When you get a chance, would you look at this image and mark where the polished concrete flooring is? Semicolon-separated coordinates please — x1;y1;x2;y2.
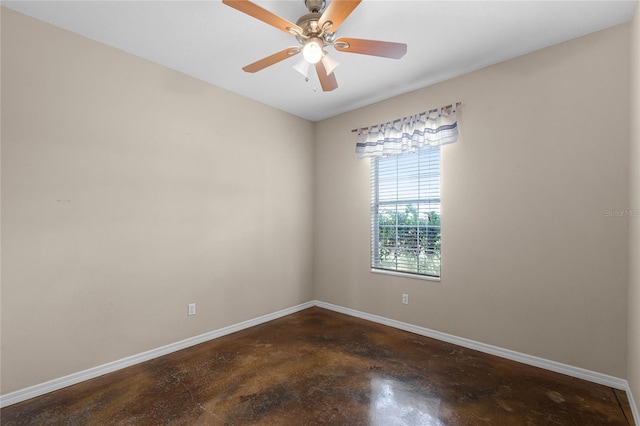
1;307;635;425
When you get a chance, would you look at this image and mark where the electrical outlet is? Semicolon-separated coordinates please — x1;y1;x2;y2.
188;303;196;316
402;294;409;305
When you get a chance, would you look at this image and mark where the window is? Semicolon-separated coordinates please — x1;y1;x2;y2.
358;103;458;278
370;146;441;278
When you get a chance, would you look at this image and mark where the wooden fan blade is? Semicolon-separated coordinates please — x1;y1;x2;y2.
315;60;338;92
318;0;362;33
334;37;407;59
223;0;303;36
242;47;301;73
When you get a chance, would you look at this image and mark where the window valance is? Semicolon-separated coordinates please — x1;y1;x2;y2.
355;102;460;158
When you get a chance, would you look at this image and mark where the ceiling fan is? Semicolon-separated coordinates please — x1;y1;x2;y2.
222;0;407;92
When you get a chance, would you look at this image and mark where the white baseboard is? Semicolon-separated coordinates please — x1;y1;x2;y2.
315;301;626;388
2;299;638;426
627;387;640;426
315;300;639;424
0;301;315;408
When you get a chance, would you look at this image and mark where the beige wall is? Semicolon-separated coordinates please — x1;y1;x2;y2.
628;0;640;414
0;8;314;394
314;25;630;377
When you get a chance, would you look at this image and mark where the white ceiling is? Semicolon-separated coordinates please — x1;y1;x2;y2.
2;0;636;121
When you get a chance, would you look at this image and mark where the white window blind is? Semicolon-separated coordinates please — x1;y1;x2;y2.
371;145;441;278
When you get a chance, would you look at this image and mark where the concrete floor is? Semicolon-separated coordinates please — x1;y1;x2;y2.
1;307;635;425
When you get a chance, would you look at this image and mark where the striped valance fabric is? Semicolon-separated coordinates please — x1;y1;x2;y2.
355;103;460;158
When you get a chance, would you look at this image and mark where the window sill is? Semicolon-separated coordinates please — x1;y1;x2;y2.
370;269;441;282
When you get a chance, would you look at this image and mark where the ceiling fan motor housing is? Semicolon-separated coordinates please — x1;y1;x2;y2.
296;12;322;34
296;11;336;45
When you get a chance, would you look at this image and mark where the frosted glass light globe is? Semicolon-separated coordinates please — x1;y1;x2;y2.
302;38;323;64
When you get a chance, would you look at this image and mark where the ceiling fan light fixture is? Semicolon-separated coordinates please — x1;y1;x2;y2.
302;38;323;64
320;53;339;75
293;57;311;78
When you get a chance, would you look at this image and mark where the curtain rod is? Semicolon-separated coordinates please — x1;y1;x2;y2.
351;101;461;133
